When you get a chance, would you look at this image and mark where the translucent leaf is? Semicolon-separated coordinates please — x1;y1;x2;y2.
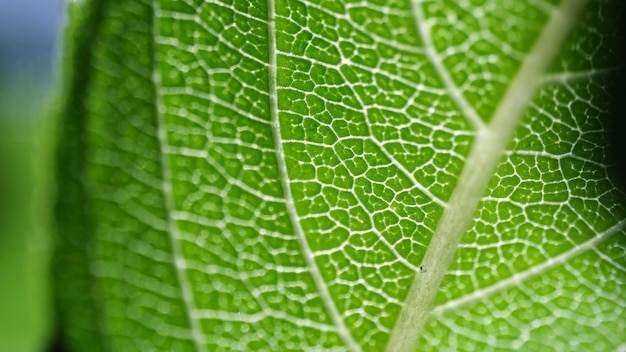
54;0;626;351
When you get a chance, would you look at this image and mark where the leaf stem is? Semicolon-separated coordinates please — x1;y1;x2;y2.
385;0;589;350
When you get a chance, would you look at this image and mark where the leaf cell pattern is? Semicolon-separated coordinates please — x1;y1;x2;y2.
54;0;626;351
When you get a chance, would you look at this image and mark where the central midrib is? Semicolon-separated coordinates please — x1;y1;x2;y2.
265;1;361;351
385;0;589;351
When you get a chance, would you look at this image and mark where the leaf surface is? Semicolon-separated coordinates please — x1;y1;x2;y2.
54;0;626;351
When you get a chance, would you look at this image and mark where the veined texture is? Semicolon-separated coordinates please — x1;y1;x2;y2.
54;0;626;351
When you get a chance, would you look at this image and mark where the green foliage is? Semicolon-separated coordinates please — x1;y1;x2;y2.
0;69;53;352
54;0;626;351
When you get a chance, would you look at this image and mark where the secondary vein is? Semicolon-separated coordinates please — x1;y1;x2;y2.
151;1;205;350
386;0;589;351
409;0;485;131
433;218;626;314
265;2;361;351
540;65;624;85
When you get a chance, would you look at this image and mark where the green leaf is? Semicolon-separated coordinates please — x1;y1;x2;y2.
0;69;53;352
54;0;626;351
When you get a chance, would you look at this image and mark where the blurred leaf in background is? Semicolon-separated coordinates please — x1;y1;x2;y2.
0;64;53;351
0;1;63;350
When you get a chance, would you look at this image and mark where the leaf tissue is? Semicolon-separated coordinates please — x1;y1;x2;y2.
54;0;626;351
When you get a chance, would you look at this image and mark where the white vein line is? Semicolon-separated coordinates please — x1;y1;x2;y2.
306;44;447;208
370;127;447;208
540;66;624;85
505;149;607;169
266;1;360;351
152;3;205;351
332;66;448;208
386;0;589;351
195;309;336;331
434;218;626;314
592;246;626;273
409;0;485;131
86;229;112;352
164;146;284;203
160;86;271;125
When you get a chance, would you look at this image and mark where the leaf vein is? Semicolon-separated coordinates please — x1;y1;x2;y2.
152;2;205;350
409;0;485;131
386;0;590;350
266;1;361;350
433;218;626;314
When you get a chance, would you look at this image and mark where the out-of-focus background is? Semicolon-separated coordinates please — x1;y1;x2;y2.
0;1;64;351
